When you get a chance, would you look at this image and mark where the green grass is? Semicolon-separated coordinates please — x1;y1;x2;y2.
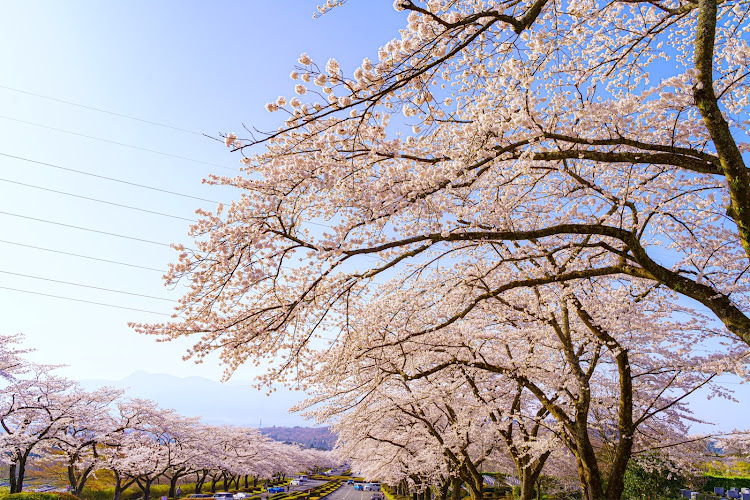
0;494;80;500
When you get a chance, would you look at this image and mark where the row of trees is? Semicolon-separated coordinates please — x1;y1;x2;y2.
0;335;334;499
133;1;750;499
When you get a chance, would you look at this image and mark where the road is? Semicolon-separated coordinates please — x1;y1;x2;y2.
322;483;380;500
259;479;328;499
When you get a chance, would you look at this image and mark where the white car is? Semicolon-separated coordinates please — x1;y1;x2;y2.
365;484;381;492
214;493;234;500
290;480;301;486
234;494;251;500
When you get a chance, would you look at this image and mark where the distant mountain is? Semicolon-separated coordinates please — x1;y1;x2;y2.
260;426;338;450
80;371;312;427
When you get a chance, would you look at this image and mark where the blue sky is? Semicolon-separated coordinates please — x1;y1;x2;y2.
0;1;402;381
0;1;747;432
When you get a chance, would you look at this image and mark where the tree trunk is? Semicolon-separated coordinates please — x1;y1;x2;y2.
137;478;153;500
11;454;28;494
519;472;536;500
517;457;547;500
113;473;123;500
450;477;462;500
439;478;450;500
68;461;95;497
169;473;182;498
572;431;605;500
459;464;483;500
602;350;634;500
9;463;17;494
195;471;208;494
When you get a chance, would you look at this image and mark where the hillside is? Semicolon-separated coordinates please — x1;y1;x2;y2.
260;426;337;450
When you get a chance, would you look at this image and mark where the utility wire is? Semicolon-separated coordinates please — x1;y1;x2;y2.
0;152;221;204
0;84;202;136
0;211;175;248
0;152;340;230
0;270;177;302
0;114;237;171
0;285;172;316
0;239;164;272
0;177;198;222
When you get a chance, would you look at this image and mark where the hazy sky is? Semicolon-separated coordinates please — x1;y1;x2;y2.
0;1;747;433
0;1;402;381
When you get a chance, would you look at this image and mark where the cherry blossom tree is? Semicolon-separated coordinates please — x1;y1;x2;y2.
0;367;81;493
131;5;750;491
293;266;743;499
0;334;31;380
134;0;750;359
99;399;193;500
53;386;124;496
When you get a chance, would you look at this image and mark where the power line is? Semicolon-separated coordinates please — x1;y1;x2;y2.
0;152;221;204
0;114;237;171
0;177;198;222
0;285;172;316
0;270;177;302
0;84;203;136
0;211;175;248
0;239;165;272
0;151;339;231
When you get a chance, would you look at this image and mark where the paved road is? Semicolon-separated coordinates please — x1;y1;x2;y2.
323;483;380;500
258;479;328;500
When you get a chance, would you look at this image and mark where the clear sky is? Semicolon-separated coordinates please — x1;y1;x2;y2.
0;1;402;381
0;1;746;433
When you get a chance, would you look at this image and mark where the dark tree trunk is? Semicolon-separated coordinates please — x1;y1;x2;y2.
517;456;548;500
68;461;96;497
450;477;462;500
113;471;137;500
113;473;123;500
137;478;153;500
439;478;450;500
195;471;208;494
169;473;183;498
11;453;28;494
9;463;17;494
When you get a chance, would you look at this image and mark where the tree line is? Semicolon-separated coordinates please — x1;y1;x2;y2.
0;335;334;499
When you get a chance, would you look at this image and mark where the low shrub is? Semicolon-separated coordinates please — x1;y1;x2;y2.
704;475;750;492
2;494;80;500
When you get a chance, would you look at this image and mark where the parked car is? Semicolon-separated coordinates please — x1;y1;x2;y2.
365;484;381;492
234;494;251;500
267;487;285;493
187;495;214;499
213;493;234;500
